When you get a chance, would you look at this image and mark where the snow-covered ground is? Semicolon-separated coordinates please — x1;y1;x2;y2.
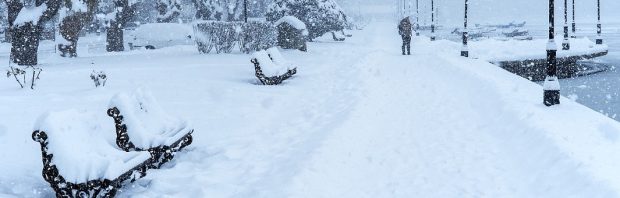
2;20;620;197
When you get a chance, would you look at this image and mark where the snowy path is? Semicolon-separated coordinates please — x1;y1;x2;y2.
288;23;616;197
2;21;620;197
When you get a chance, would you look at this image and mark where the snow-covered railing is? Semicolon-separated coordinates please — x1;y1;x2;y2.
32;109;152;197
251;47;297;85
107;89;193;167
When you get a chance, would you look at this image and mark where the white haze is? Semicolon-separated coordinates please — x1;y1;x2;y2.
338;0;620;26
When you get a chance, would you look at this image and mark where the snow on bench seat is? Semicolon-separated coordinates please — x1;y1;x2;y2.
266;47;296;71
252;50;289;77
34;109;151;184
109;89;193;150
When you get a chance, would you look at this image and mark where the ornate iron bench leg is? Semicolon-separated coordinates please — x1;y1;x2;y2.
33;130;152;197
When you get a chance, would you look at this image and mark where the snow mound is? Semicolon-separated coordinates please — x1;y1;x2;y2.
109;88;192;149
252;50;288;77
34;109;151;184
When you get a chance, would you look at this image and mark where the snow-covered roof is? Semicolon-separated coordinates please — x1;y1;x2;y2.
34;109;151;183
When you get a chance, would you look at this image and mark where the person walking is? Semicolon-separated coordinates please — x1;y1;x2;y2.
398;17;413;55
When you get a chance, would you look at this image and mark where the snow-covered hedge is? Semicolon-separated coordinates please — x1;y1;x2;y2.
266;0;348;41
240;21;278;53
194;21;239;53
274;16;308;51
194;20;276;54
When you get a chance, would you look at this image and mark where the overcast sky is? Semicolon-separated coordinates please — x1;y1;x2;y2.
338;0;620;26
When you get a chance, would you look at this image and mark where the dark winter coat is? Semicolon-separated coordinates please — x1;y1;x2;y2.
398;17;413;37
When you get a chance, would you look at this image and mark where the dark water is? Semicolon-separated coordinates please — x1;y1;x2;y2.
536;23;620;120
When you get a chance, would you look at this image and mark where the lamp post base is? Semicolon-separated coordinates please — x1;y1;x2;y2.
544;90;561;106
543;75;560;106
461;51;468;57
562;41;570;50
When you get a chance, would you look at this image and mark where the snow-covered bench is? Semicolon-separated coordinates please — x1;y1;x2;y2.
107;89;194;167
331;31;346;41
32;110;152;197
250;48;297;85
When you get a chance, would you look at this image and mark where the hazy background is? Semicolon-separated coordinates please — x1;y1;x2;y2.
338;0;620;26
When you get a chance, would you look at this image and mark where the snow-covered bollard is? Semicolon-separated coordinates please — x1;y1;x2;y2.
251;48;297;85
32;109;152;197
107;88;194;166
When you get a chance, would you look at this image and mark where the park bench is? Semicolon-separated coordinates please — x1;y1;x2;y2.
331;31;346;41
250;48;297;85
32;109;152;197
107;89;194;168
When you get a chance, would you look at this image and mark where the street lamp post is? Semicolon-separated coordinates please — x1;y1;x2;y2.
544;0;560;106
431;0;435;41
416;0;420;36
461;0;468;57
562;0;570;50
571;0;576;38
404;0;407;17
596;0;603;44
244;0;248;23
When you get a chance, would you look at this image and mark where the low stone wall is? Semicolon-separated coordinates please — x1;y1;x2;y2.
496;51;608;81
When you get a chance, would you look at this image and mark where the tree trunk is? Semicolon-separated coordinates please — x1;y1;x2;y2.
11;22;41;66
106;20;124;52
58;14;84;57
58;0;97;57
4;27;11;42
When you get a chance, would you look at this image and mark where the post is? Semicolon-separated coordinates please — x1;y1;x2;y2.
461;0;468;57
431;0;435;41
562;0;570;50
403;0;406;17
596;0;603;44
244;0;248;23
415;0;420;36
571;0;576;38
544;0;560;106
